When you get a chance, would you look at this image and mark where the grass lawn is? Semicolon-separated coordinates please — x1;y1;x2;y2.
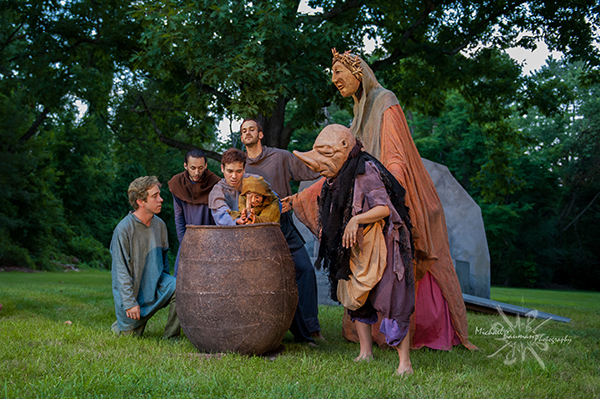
1;270;598;398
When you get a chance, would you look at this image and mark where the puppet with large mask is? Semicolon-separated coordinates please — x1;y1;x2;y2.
329;49;475;351
285;124;415;376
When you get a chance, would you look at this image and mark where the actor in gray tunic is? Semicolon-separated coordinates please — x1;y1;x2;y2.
241;119;322;342
110;176;180;338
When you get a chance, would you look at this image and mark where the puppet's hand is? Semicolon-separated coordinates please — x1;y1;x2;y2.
247;209;256;224
242;208;251;222
342;217;360;249
281;195;294;213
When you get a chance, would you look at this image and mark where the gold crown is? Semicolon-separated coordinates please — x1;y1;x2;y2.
331;48;363;81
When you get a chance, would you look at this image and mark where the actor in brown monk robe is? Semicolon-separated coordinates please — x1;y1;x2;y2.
168;149;220;276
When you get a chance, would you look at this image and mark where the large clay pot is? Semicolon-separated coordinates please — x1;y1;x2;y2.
177;223;298;355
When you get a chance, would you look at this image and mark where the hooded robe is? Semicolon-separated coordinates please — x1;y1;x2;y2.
245;145;322;339
208;173;262;225
293;159;415;346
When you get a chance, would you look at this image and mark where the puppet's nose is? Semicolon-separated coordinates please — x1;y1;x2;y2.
293;150;322;173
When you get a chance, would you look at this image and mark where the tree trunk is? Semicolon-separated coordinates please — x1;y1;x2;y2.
257;97;293;149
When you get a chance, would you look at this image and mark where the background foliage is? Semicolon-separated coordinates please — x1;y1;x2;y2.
409;59;600;289
1;0;599;289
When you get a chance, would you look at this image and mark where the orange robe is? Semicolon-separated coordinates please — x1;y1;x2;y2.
379;105;475;350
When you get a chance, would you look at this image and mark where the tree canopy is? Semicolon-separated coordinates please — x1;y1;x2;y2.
1;0;599;288
130;0;600;151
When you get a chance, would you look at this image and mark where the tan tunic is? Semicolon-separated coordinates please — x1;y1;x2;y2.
337;221;387;310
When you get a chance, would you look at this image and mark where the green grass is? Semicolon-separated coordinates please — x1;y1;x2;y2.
1;271;599;398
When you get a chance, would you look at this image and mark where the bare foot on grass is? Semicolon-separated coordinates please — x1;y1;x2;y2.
395;362;414;377
311;331;325;341
353;353;374;362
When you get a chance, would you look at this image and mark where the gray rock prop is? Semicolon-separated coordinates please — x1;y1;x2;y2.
422;159;490;299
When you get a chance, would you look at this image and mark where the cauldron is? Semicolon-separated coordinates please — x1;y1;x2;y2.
176;223;298;355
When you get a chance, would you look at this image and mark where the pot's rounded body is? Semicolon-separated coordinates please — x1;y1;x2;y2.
177;223;298;355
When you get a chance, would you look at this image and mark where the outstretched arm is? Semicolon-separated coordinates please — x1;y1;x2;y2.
285;178;325;236
287;151;321;182
211;207;237;226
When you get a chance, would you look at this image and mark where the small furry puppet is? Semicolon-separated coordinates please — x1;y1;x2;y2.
228;176;280;224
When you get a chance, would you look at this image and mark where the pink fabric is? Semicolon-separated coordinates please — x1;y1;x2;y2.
413;272;461;350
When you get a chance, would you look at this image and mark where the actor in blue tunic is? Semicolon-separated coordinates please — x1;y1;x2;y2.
168;149;220;276
110;176;180;338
